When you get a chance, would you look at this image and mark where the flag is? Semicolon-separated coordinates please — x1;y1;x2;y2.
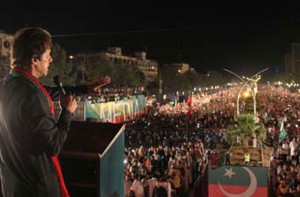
186;90;193;116
208;166;268;197
263;112;269;124
185;90;193;106
279;119;287;140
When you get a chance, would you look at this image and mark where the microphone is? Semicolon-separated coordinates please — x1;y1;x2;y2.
53;75;67;95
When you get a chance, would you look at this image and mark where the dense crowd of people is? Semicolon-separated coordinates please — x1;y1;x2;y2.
261;88;300;197
123;85;300;197
123;88;239;196
71;84;300;196
87;86;146;102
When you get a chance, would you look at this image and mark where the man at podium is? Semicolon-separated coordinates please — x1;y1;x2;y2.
0;27;110;197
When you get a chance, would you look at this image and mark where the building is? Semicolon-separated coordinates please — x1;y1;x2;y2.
133;51;158;82
162;63;192;74
173;63;190;74
0;32;13;57
103;48;158;82
71;47;158;83
285;43;300;74
284;48;293;74
102;47;138;64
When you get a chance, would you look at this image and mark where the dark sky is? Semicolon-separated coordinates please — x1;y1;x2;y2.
2;1;300;75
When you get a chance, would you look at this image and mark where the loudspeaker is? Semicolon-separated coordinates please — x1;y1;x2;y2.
59;121;125;197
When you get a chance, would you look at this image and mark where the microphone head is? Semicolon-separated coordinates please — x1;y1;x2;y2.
53;75;66;95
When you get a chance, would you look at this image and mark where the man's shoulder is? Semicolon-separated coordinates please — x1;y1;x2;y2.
1;76;38;99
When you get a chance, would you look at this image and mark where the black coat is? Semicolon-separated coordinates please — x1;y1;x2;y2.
152;186;167;197
0;74;74;197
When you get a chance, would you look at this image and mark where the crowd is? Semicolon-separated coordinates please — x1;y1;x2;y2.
123;84;300;197
123;88;238;197
260;88;300;197
86;86;146;102
70;83;300;196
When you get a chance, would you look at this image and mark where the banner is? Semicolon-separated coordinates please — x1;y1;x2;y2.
84;95;147;123
100;127;125;197
208;165;268;197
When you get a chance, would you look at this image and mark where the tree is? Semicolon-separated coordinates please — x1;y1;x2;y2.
39;43;75;85
84;59;146;87
271;73;292;84
160;64;203;93
201;70;227;87
226;113;264;150
84;57;114;84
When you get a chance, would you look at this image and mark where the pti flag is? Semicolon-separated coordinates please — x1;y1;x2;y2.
208;166;268;197
279;119;287;140
186;90;193;116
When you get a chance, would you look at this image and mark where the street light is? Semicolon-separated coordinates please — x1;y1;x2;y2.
244;74;262;119
236;79;255;117
242;89;251;98
224;68;268;119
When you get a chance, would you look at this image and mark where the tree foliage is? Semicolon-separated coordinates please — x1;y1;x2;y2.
272;73;293;84
39;43;75;85
160;66;227;94
84;60;146;87
202;70;227;86
226;113;264;149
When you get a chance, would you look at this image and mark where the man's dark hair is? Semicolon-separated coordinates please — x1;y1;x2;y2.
11;27;52;69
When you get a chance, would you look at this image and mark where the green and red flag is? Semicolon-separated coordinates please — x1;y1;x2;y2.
186;90;193;116
185;91;192;106
208;165;268;197
279;119;287;140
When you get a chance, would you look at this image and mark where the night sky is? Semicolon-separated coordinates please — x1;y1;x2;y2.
2;1;300;75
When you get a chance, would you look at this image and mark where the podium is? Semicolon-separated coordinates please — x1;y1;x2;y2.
59;121;125;197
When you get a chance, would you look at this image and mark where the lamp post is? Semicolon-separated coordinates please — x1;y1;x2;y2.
224;68;268;119
236;80;255;117
244;75;261;119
